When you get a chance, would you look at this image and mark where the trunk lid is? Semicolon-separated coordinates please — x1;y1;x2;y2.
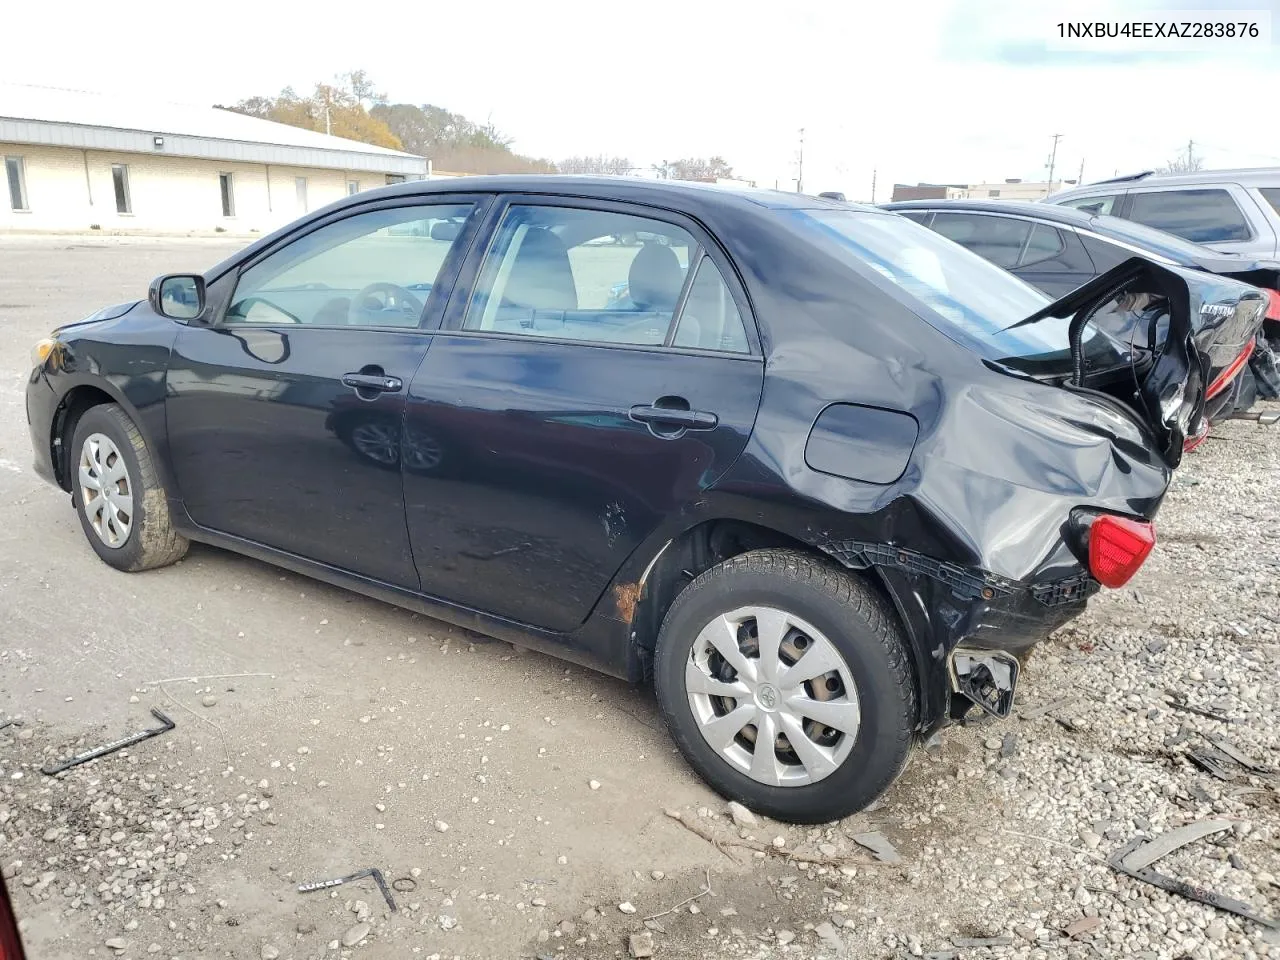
1005;258;1269;466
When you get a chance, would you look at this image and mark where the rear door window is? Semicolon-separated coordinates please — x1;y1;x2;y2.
1127;188;1252;243
1260;187;1280;216
929;213;1031;269
895;210;931;224
1060;194;1119;216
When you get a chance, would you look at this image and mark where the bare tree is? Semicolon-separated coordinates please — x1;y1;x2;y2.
558;155;634;176
1157;143;1204;175
669;157;735;182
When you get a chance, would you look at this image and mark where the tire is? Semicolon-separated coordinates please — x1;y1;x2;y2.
654;549;917;823
70;403;189;572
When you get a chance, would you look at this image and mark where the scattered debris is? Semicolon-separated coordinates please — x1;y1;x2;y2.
1208;735;1274;774
951;935;1015;947
813;921;845;951
141;672;273;685
642;869;712;922
662;808;879;868
1064;916;1102;938
0;718;20;731
999;733;1017;759
727;801;758;829
391;876;417;893
628;931;655;958
1109;824;1279;930
297;867;397;914
1164;691;1231;723
1188;746;1237;781
618;902;637;915
341;923;370;947
41;708;174;776
201;695;217;708
850;831;902;864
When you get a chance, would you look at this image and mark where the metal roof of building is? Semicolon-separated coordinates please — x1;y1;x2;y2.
0;83;428;176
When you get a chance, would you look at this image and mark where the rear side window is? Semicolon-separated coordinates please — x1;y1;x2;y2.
895;210;930;224
1127;188;1251;243
929;213;1031;269
1260;187;1280;216
1019;224;1066;267
1060;194;1119;216
672;256;750;353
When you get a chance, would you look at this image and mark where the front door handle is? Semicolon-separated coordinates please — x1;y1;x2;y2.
628;403;719;431
342;373;403;393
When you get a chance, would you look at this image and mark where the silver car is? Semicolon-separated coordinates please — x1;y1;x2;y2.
1045;168;1280;258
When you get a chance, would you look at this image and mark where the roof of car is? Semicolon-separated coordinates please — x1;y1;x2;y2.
880;198;1260;270
368;174;876;213
1047;166;1280;201
883;198;1099;226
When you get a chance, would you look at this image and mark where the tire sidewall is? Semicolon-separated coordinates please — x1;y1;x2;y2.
655;559;914;822
71;406;151;571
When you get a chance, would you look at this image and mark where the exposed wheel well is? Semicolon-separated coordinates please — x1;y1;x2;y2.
51;386;117;490
628;519;906;682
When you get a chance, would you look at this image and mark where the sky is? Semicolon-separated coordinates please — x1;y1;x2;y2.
4;0;1279;199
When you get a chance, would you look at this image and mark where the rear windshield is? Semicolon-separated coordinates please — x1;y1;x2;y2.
788;208;1074;362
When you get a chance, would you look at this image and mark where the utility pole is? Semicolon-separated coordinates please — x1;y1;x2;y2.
1045;133;1063;195
1077;157;1085;185
796;128;805;193
871;168;877;204
1187;139;1195;168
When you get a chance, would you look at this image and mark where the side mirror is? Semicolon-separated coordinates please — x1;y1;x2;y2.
149;274;205;321
429;220;462;242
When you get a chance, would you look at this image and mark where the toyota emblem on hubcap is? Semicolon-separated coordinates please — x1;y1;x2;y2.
756;683;779;710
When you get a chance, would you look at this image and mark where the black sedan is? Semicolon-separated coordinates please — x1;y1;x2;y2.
883;198;1280;416
25;179;1268;821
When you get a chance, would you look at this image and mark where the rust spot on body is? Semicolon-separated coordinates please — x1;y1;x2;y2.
613;581;642;624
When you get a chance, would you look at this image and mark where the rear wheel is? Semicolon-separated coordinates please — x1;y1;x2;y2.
71;403;188;572
654;549;917;823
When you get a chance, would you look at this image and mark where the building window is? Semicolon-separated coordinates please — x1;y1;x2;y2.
5;156;28;211
385;174;405;185
295;177;308;213
987;189;1000;197
347;180;360;196
112;163;132;214
219;173;235;217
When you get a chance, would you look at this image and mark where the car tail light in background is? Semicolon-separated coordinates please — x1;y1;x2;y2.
1205;340;1254;401
1088;514;1156;588
1265;288;1280;322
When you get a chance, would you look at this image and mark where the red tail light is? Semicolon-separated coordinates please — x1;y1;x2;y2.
1088;514;1156;588
1205;340;1254;400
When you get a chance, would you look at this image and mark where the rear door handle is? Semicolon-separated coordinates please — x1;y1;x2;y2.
628;404;719;430
342;373;403;393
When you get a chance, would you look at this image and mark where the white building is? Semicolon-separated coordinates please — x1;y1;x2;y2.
0;84;429;235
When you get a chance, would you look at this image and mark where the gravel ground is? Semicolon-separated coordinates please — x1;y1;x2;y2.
1;237;1277;959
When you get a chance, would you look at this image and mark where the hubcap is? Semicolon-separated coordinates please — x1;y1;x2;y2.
686;605;860;787
78;433;133;549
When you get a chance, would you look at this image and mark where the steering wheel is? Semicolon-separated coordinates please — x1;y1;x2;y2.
349;282;425;326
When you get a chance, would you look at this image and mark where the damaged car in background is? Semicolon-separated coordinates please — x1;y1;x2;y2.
24;181;1269;821
883;198;1280;428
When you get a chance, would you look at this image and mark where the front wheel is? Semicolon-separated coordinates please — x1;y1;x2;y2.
71;403;189;572
654;549;917;823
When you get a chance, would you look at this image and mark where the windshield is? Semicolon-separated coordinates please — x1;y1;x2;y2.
786;208;1089;362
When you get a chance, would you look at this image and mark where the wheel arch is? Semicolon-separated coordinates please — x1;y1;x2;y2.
624;518;918;699
50;382;122;491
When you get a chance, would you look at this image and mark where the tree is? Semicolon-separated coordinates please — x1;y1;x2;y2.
220;74;403;150
1157;143;1204;175
371;102;556;174
669;156;735;182
558;155;634;176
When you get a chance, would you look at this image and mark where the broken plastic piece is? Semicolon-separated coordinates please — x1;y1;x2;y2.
41;708;174;776
950;650;1019;718
1110;830;1278;930
951;936;1014;947
297;867;397;913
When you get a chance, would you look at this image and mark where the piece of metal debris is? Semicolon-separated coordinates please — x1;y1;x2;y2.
1188;748;1237;781
1164;692;1231;723
1019;695;1076;721
391;876;417;893
1110;828;1278;930
1055;716;1083;733
951;935;1014;947
1207;736;1273;774
850;831;902;863
999;733;1017;759
297;867;397;913
40;708;174;775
